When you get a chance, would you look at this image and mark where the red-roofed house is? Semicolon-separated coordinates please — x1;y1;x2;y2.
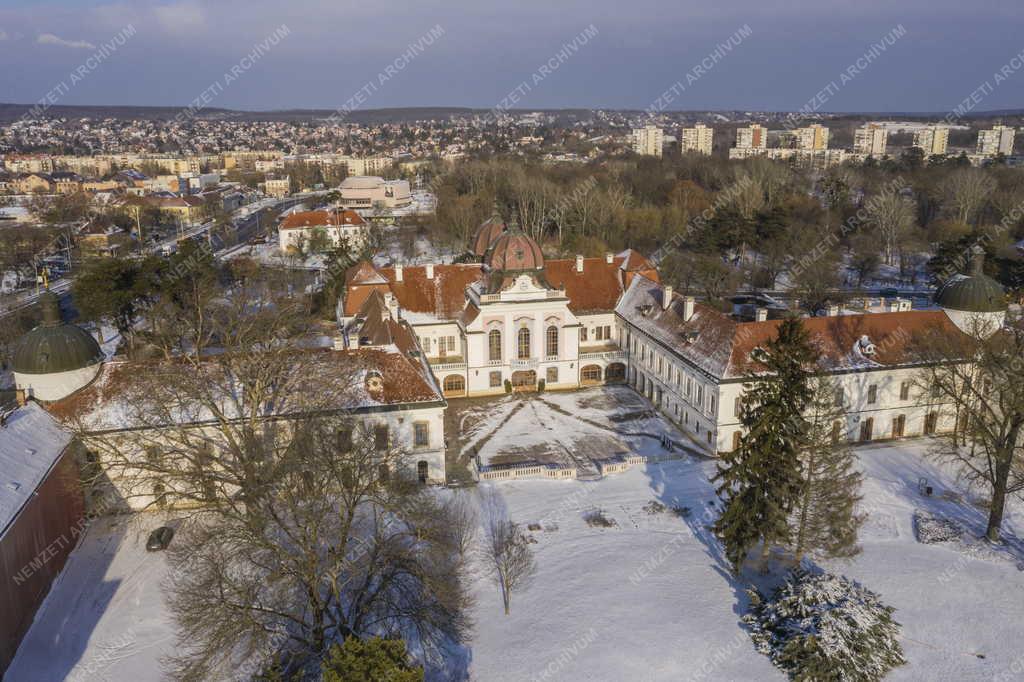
278;209;368;253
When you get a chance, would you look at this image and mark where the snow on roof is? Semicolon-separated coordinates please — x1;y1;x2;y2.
0;402;73;537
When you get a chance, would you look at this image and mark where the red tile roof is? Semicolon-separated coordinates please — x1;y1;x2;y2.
280;209;365;230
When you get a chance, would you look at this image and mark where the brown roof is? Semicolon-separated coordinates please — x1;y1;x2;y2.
727;310;969;377
46;344;441;433
343;254;659;321
486;233;545;271
471;217;507;256
344;263;485;320
280;209;365;230
617;275;970;380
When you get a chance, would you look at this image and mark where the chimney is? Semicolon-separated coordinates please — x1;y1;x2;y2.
333;336;346;351
15;388;27;407
682;296;695;322
662;285;673;310
575;255;584;273
425;263;434;279
384;292;399;319
755;307;768;322
395;263;403;282
605;252;614;264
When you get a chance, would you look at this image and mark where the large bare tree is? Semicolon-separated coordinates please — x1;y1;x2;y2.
75;273;473;678
913;318;1024;542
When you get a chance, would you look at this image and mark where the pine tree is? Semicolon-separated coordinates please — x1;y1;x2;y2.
713;317;815;573
743;570;906;682
792;377;866;562
321;636;424;682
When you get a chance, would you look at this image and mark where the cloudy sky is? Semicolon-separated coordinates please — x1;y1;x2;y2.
0;0;1022;113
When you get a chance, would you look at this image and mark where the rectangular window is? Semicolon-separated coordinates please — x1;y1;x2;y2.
867;384;878;404
581;327;589;342
413;422;429;448
374;425;389;451
709;396;716;415
489;371;502;387
900;382;910;401
696;385;703;406
685;377;692;398
734;397;743;418
546;366;558;384
603;325;611;339
834;386;844;406
337;428;353;453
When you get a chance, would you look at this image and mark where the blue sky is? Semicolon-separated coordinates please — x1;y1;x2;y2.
0;0;1022;113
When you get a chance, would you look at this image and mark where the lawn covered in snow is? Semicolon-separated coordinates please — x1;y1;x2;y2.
463;441;1024;681
8;425;1023;680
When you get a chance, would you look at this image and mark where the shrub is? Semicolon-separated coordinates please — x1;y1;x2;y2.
743;570;905;681
583;509;617;528
537;378;546;392
913;510;963;545
504;379;512;393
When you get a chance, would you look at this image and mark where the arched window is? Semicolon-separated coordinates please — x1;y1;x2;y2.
517;327;531;359
545;326;559;358
488;329;502;362
443;375;465;394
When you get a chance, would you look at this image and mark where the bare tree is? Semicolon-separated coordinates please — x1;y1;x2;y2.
163;418;473;679
941;168;996;225
913;317;1024;542
74;273;473;678
864;191;916;266
479;488;536;615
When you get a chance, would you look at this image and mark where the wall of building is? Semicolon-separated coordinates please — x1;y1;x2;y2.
14;364;102;403
0;446;85;675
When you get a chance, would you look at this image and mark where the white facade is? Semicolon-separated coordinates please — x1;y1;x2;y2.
854;124;888;156
914;126;949;156
13;363;102;403
632;125;665;157
734;124;767;150
794;124;829;151
976;125;1016;157
680;124;714;155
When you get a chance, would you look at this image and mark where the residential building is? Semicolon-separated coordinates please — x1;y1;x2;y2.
794;124;829;151
263;176;291;198
734;124;767;151
343;156;393;176
631;125;664;157
976;125;1016;157
680;124;714;155
854;124;888;157
913;126;949;156
278;209;369;252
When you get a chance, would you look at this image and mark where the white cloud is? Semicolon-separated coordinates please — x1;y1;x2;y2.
37;33;96;50
153;1;207;34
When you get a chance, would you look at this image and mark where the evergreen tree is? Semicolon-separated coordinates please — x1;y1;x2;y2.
791;377;866;562
744;570;906;682
320;636;424;682
713;317;815;573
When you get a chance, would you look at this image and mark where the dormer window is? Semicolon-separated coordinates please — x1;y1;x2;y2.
365;371;384;395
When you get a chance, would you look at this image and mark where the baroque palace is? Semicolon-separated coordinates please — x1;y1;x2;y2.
7;218;1008;495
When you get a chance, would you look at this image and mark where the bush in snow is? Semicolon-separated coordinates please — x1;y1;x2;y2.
743;569;906;681
913;511;964;545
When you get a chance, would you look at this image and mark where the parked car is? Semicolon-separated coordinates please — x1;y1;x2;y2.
146;526;175;551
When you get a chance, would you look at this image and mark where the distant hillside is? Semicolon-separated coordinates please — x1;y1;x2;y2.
1;102;1022;124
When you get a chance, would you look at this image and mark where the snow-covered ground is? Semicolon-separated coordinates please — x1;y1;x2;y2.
6;514;177;682
8;392;1024;681
464;439;1024;681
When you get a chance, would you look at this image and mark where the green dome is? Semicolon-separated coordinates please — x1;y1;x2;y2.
935;248;1006;313
11;292;104;375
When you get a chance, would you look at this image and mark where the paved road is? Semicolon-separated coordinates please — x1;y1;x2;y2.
0;192;321;318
